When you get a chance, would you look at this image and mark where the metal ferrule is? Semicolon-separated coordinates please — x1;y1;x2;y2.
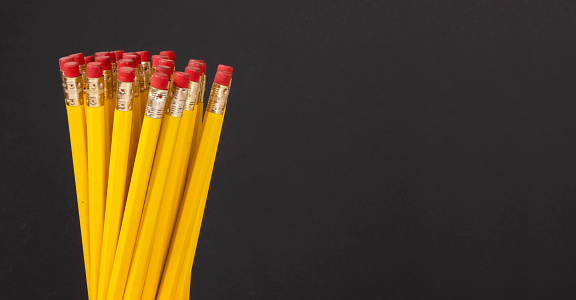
87;77;105;107
206;83;229;115
145;87;169;119
199;74;206;103
65;76;84;106
116;81;134;111
136;65;145;92
141;62;151;90
60;71;67;99
79;64;87;92
132;70;140;98
103;70;113;100
111;63;118;90
184;81;200;111
166;86;188;117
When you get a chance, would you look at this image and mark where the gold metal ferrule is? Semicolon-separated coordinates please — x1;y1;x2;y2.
65;76;84;106
86;77;105;107
111;63;118;90
199;74;206;103
141;62;151;90
116;81;134;111
206;83;229;115
145;87;169;119
60;71;67;99
79;64;87;92
166;86;188;117
184;81;200;111
136;65;145;92
103;70;113;100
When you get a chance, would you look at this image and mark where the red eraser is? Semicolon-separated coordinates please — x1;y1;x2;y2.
63;62;81;78
158;59;175;70
172;71;190;89
151;55;168;67
87;62;103;78
188;59;206;74
109;51;117;63
115;50;124;59
72;53;85;65
124;53;141;64
150;72;169;90
59;56;74;71
137;51;150;62
118;67;135;82
94;52;108;57
85;56;94;64
184;66;201;82
95;56;111;70
214;70;232;86
118;58;136;68
159;51;175;61
155;65;172;76
217;64;233;76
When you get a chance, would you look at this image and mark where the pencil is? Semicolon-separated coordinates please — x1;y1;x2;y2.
137;51;151;124
156;70;232;300
85;62;108;296
140;67;202;300
96;66;136;300
123;71;191;300
61;59;92;298
117;58;140;189
71;53;87;112
94;55;113;186
106;72;170;300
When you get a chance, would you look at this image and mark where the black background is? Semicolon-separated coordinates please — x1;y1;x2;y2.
2;0;576;299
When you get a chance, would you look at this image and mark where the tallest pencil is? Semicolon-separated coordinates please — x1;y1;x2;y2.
61;60;91;298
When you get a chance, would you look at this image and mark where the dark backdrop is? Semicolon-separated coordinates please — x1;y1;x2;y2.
2;0;576;299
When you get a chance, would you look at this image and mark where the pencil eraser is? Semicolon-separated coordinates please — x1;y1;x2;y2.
87;62;103;78
118;67;135;82
95;56;111;70
217;64;233;76
173;72;190;88
59;56;74;71
158;59;175;71
63;62;81;78
124;53;141;64
85;55;94;64
159;51;175;61
151;72;169;90
115;50;124;59
72;53;85;65
151;55;168;67
118;58;136;68
184;66;201;82
188;59;206;74
94;52;108;57
109;51;117;63
155;65;172;77
214;70;232;86
137;51;150;62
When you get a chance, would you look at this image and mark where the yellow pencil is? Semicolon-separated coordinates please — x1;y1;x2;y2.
61;59;92;298
123;71;191;300
85;62;108;296
118;58;141;188
138;51;151;124
185;60;206;179
106;72;171;300
157;70;232;300
140;67;202;300
96;66;136;300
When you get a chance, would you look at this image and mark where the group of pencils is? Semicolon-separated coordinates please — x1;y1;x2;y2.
59;50;233;300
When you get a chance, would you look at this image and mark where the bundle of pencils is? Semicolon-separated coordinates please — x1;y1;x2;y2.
59;50;233;300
